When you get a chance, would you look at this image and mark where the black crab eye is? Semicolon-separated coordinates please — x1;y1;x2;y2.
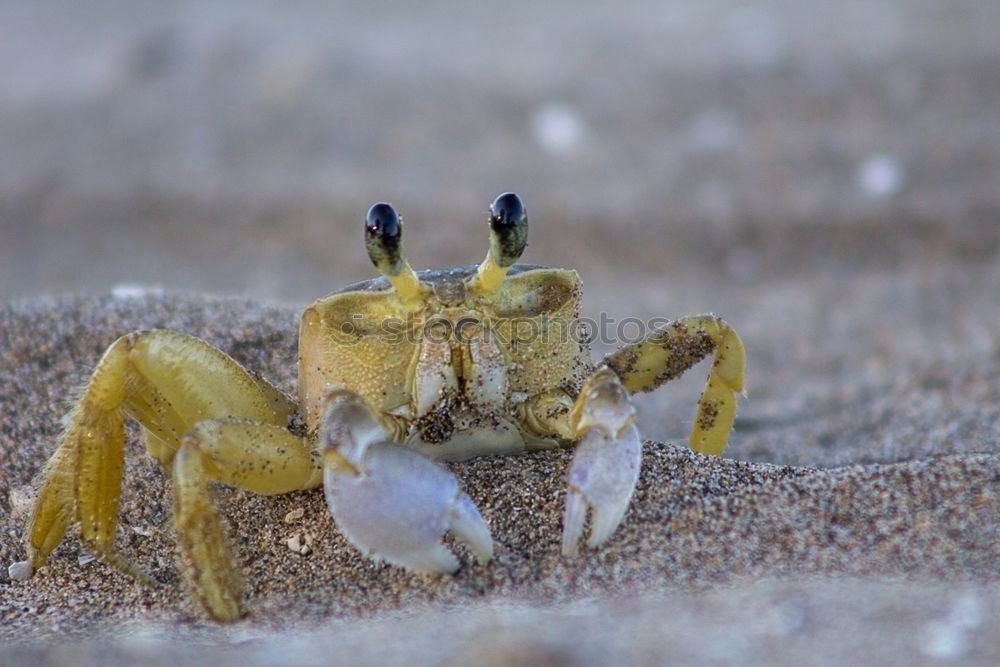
488;192;528;267
365;202;405;276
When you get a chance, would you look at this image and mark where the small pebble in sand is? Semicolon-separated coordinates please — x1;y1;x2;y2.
286;532;314;555
8;485;35;519
284;508;305;523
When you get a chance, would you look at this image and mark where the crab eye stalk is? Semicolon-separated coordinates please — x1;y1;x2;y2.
489;192;528;268
472;192;528;293
364;202;422;301
365;203;404;275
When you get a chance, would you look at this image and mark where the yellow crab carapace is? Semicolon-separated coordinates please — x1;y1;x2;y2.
12;193;745;620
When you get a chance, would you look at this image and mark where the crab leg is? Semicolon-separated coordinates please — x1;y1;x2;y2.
172;419;318;619
15;330;299;613
602;315;745;456
560;368;642;555
320;389;493;573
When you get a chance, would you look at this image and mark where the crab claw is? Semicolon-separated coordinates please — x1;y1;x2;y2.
320;389;493;573
561;368;643;556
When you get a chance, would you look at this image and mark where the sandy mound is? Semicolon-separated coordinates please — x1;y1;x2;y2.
0;292;996;663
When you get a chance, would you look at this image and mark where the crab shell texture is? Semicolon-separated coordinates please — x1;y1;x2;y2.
300;264;590;460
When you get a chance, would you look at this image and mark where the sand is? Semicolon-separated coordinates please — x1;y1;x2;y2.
0;275;997;664
1;3;999;662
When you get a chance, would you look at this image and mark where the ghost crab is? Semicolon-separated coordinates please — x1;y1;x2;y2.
14;193;745;620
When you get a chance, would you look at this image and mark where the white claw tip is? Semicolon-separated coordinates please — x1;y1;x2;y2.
561;490;587;556
8;560;32;581
449;494;494;564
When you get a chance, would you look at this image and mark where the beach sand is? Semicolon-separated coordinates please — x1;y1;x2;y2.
0;270;997;663
2;1;999;663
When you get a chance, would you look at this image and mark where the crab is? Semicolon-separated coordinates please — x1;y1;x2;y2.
11;192;745;621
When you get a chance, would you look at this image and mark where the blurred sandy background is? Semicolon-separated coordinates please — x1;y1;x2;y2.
3;0;998;446
2;0;996;301
1;0;998;662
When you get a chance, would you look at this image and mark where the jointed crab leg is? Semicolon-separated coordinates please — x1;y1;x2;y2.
19;330;302;618
602;315;746;456
174;420;318;619
529;317;745;554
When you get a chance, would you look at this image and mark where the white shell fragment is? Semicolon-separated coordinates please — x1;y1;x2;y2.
8;560;32;581
324;442;493;573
